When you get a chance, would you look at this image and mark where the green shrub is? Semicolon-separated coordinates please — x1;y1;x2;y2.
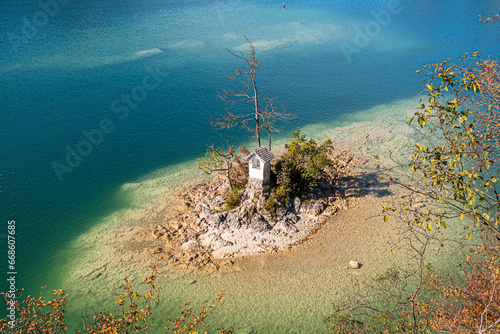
222;187;243;211
263;194;280;213
268;127;334;207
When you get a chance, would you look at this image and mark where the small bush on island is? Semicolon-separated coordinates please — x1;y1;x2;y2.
265;127;334;210
222;186;244;211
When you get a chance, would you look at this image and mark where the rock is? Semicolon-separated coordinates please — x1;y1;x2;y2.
199;232;232;249
198;231;220;248
276;208;287;217
256;195;265;211
285;212;298;223
349;260;360;269
225;212;240;228
300;201;326;216
321;206;337;217
207;212;228;227
213;238;233;249
273;219;298;235
152;225;168;239
150;247;163;254
312;201;326;215
227;215;243;229
181;240;198;251
172;222;183;230
251;218;272;233
215;212;228;222
300;203;312;215
195;217;207;226
293;197;301;212
327;196;337;205
335;198;348;210
246;190;256;201
250;214;262;223
195;201;210;212
262;214;275;225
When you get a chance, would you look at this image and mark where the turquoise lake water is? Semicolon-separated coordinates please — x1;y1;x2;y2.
1;0;500;330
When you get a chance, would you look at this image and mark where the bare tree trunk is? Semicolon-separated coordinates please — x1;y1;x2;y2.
267;129;271;151
251;77;260;147
212;37;293;149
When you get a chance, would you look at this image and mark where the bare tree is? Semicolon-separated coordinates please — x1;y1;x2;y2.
261;96;294;150
212;36;294;150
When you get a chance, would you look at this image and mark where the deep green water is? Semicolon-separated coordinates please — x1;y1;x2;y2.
1;0;500;330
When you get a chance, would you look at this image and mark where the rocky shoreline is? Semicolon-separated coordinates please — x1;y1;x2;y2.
142;148;367;272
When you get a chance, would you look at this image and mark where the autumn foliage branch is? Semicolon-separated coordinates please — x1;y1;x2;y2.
1;265;232;334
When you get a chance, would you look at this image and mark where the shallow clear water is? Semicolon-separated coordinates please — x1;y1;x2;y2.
1;0;499;331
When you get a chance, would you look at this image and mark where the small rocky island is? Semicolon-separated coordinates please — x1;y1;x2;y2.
141;42;368;272
145;136;365;272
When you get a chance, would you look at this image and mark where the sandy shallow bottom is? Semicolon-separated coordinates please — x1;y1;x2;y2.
58;97;465;333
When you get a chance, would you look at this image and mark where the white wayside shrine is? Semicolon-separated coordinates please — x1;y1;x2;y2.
245;147;275;185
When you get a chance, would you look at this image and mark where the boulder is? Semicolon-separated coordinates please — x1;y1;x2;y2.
273;219;299;235
321;206;337;217
207;212;227;226
312;201;326;214
285;212;298;223
276;208;287;217
181;240;198;251
198;231;220;248
300;200;326;216
204;262;219;273
226;213;244;229
213;238;233;249
300;203;312;214
251;217;273;233
349;260;360;269
225;212;236;224
294;197;301;212
262;214;275;226
256;195;266;211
